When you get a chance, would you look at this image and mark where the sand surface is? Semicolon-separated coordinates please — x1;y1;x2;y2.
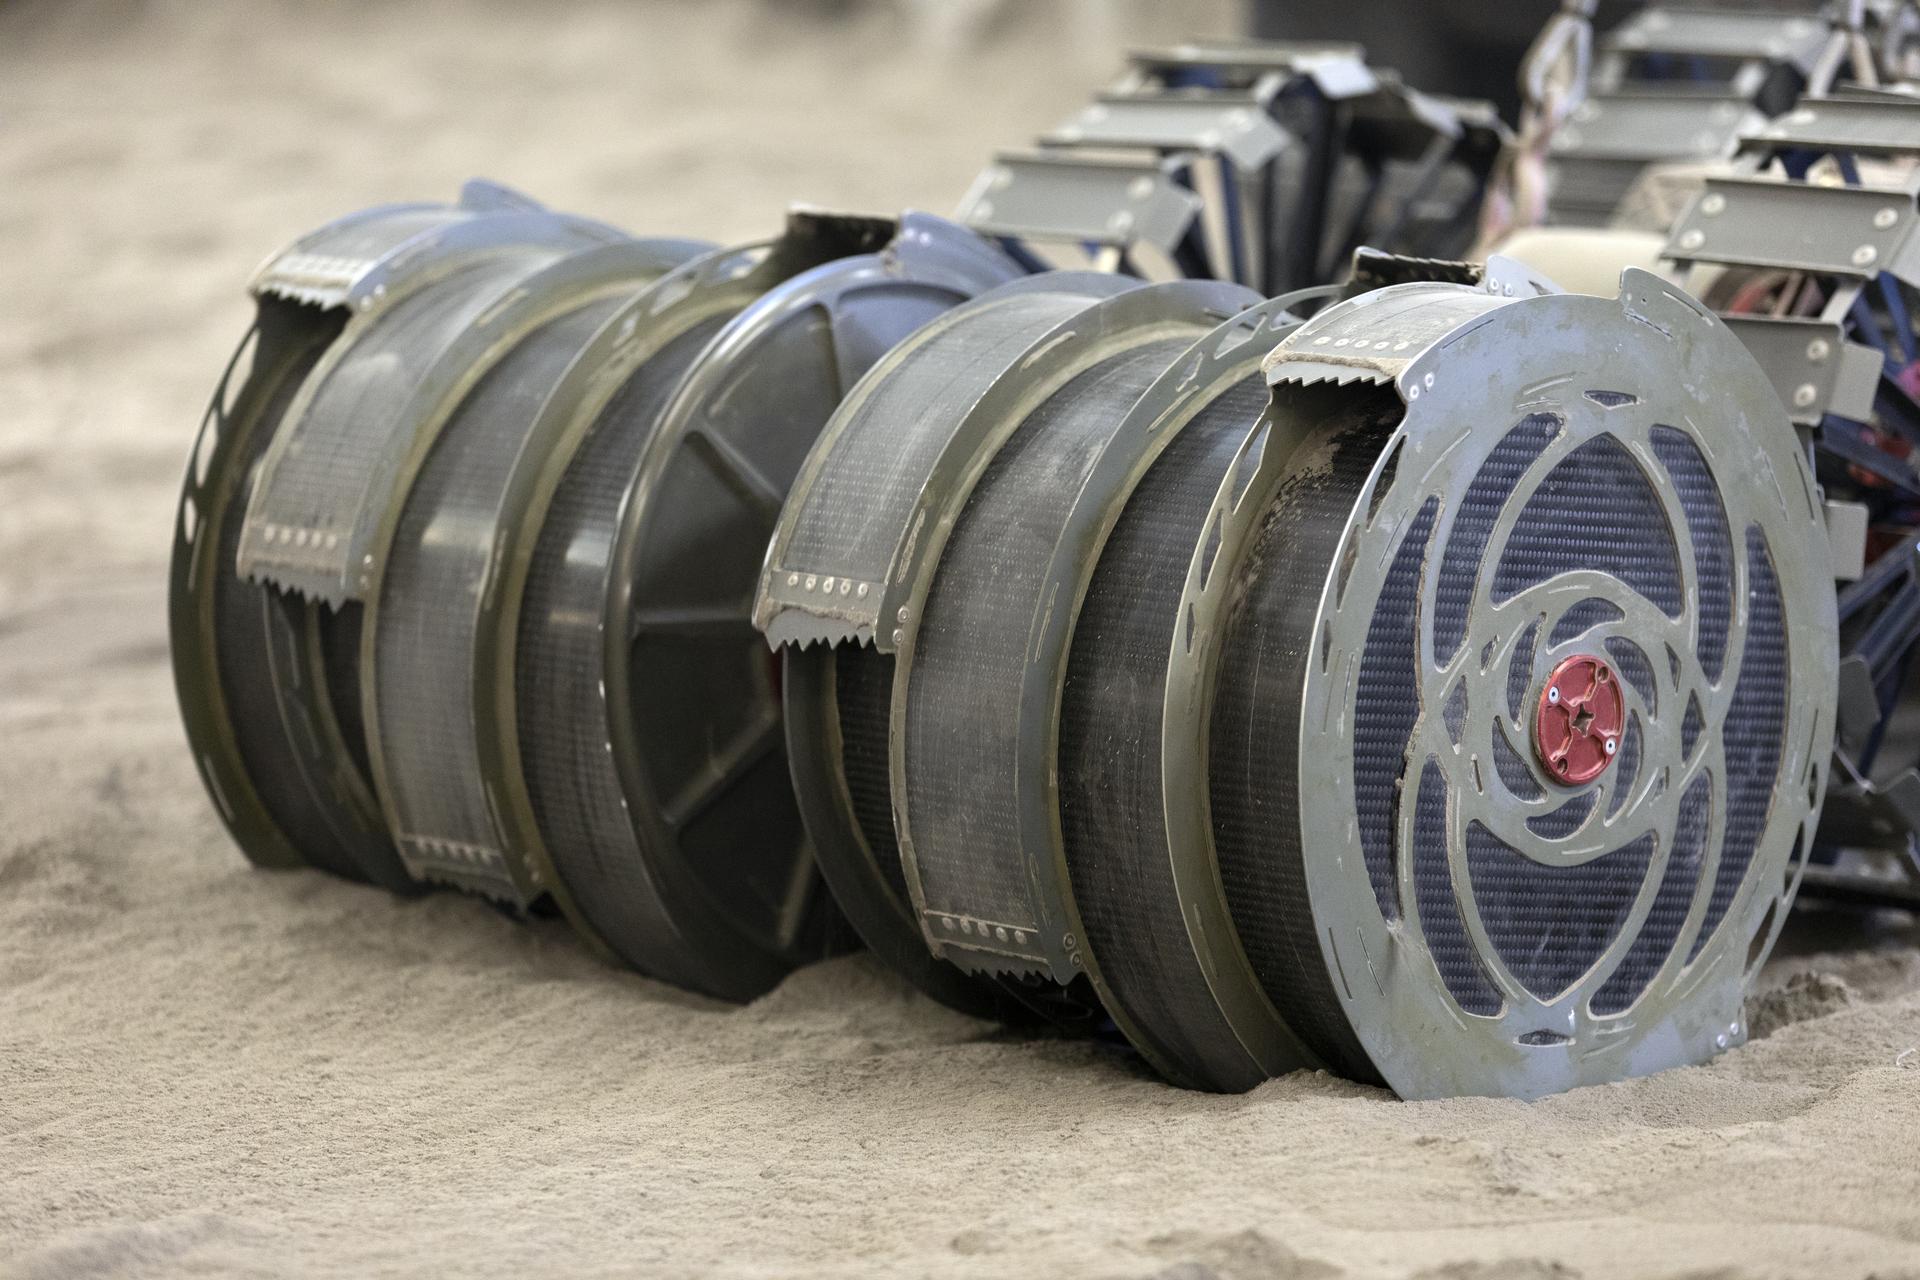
4;3;1920;1276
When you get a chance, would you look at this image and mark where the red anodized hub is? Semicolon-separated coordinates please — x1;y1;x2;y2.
1533;654;1624;786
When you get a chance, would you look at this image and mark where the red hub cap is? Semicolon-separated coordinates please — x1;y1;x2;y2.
1534;655;1624;785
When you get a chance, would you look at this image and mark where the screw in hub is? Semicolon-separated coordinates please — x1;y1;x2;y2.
1533;654;1625;785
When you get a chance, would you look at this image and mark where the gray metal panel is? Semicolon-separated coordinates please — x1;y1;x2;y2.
1043;96;1289;172
958;151;1200;252
1552;93;1758;162
1827;499;1870;580
1664;176;1918;277
1741;95;1920;157
1720;315;1885;426
1604;7;1828;71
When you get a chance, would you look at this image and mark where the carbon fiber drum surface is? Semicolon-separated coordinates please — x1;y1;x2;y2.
170;299;412;886
517;315;745;992
879;282;1278;1083
237;255;557;598
270;232;709;904
835;647;907;906
904;341;1189;934
779;643;1046;1022
175;192;671;895
754;277;1156;1005
518;218;1017;999
369;295;630;901
1208;401;1403;1085
1061;375;1300;1090
884;289;1249;994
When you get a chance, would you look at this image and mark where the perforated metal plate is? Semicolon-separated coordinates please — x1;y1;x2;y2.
1217;269;1835;1099
237;190;631;605
755;273;1137;650
510;214;1017;998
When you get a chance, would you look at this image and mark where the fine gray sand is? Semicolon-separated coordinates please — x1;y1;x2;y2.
4;3;1919;1277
